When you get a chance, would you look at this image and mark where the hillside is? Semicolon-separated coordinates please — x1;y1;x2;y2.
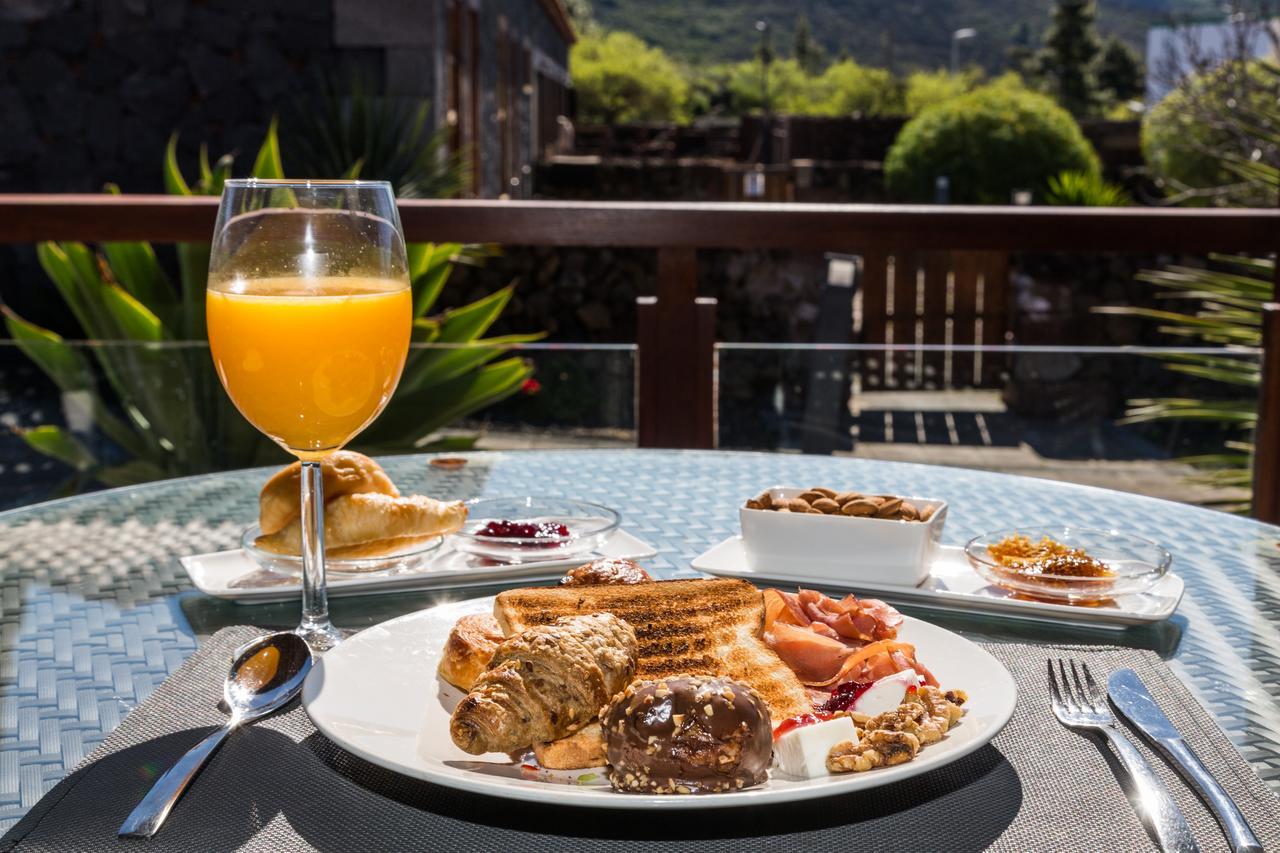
589;0;1220;71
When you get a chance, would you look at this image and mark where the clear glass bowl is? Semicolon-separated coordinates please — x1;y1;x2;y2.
241;524;444;577
451;496;621;563
964;526;1172;603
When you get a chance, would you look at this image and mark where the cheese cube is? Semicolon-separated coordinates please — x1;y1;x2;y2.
773;716;860;779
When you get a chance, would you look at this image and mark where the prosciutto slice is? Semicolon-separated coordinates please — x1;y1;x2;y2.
763;588;935;688
764;589;902;642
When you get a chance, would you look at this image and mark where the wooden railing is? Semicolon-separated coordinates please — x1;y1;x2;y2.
3;195;1280;518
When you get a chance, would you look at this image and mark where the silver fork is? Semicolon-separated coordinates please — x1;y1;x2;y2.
1048;659;1200;853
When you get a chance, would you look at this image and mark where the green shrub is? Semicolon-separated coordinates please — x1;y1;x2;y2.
807;60;903;117
571;31;689;123
1142;60;1280;207
884;82;1100;203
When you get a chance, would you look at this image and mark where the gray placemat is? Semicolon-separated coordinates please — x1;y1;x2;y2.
3;626;1278;853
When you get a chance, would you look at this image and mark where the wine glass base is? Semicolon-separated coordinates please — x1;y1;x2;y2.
295;620;343;653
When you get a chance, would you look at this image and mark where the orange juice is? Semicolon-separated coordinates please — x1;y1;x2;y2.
207;276;411;459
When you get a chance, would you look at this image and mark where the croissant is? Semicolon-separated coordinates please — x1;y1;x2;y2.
255;493;467;555
449;613;637;755
259;451;398;535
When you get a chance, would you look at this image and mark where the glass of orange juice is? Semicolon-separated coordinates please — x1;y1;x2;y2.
207;179;412;651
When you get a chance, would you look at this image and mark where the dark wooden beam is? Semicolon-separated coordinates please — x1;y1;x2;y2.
1254;303;1280;523
636;248;716;448
537;0;576;44
3;195;1280;253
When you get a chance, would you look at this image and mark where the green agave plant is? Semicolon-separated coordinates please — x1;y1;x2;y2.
1094;255;1266;507
3;123;538;492
1043;170;1131;206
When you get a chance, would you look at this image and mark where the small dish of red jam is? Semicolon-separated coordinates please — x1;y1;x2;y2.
476;519;571;544
453;497;621;564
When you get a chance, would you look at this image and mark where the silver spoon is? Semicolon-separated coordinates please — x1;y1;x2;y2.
118;631;313;839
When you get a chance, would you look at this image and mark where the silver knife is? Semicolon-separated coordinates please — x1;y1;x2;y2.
1108;669;1263;853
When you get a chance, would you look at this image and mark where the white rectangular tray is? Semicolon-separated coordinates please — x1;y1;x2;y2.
182;530;658;605
691;537;1183;628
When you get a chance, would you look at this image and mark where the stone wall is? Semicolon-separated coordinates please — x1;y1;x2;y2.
0;0;382;193
0;0;571;195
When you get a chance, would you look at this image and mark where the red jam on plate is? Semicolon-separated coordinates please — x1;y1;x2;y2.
817;681;874;714
476;519;571;545
772;712;835;741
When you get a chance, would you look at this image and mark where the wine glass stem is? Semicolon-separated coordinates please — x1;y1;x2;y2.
298;460;340;651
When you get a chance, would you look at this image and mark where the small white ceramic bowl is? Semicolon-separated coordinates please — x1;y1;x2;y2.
739;487;947;586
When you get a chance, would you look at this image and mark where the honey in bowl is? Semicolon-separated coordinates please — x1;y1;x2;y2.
986;534;1116;589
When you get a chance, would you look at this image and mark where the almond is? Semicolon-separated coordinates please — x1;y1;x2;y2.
874;498;903;518
809;487;837;499
899;502;919;521
797;490;826;504
757;491;774;509
788;498;812;513
841;499;878;517
834;491;862;505
919;504;936;522
811;498;840;513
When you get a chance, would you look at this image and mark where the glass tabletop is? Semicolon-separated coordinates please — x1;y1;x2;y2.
1;449;1277;830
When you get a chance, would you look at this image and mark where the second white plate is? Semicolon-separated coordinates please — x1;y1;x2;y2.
692;538;1183;628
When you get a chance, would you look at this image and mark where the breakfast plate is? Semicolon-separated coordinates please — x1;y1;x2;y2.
692;539;1184;628
180;529;658;604
302;593;1017;809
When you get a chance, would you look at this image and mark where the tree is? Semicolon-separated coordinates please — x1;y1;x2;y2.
793;13;826;75
1094;35;1144;104
1006;22;1036;76
564;0;595;33
1143;60;1280;206
1035;0;1103;117
725;58;815;115
570;31;690;124
903;68;983;115
809;60;902;116
885;82;1100;203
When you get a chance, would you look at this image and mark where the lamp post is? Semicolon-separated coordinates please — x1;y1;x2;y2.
755;20;773;165
951;27;977;74
756;20;771;114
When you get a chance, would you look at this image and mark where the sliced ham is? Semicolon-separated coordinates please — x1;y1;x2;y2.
763;588;808;628
762;587;935;690
806;640;940;689
764;588;902;643
764;622;852;684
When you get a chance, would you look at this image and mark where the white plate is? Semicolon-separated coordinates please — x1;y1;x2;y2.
302;593;1017;809
180;530;658;604
693;538;1184;628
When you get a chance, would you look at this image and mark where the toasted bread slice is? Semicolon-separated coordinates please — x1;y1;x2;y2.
494;578;810;721
534;722;607;770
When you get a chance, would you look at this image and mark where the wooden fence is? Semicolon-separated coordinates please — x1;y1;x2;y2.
3;196;1280;519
